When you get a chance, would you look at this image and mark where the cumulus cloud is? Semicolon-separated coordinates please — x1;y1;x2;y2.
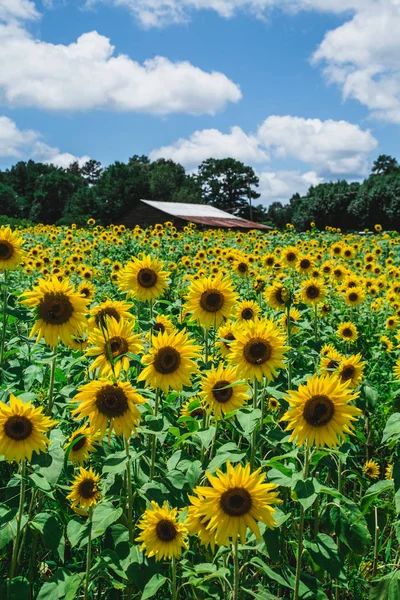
257;115;377;176
312;0;400;122
0;115;90;167
0;21;241;114
150;126;269;166
257;169;323;205
0;0;39;22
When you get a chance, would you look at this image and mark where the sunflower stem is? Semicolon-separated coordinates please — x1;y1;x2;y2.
9;460;26;580
372;506;379;578
204;327;209;365
84;506;93;600
0;270;8;367
150;388;160;481
286;303;292;390
124;437;134;542
233;536;240;600
171;555;177;600
47;343;58;416
293;447;310;600
250;379;258;469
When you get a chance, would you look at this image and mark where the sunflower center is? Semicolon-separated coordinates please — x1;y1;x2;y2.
220;487;252;516
95;385;129;418
223;332;235;349
341;366;355;381
107;336;129;357
348;293;358;302
38;292;74;325
305;285;319;299
275;288;285;305
154;346;181;374
4;415;33;440
80;287;91;298
286;252;296;262
78;479;97;499
155;519;177;542
200;290;225;313
95;307;120;327
238;262;248;273
303;395;335;427
137;268;158;288
243;338;272;365
0;241;13;259
71;434;87;452
212;380;233;404
342;328;353;338
327;359;339;370
153;322;165;333
191;408;204;418
266;257;274;266
300;259;311;269
241;308;254;320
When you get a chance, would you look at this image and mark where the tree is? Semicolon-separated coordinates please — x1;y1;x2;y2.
62;186;102;225
173;174;203;204
81;160;103;184
0;184;20;218
197;158;260;216
371;155;399;175
149;159;186;203
29;171;84;224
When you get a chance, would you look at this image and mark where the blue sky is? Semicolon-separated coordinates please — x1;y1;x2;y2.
1;0;399;204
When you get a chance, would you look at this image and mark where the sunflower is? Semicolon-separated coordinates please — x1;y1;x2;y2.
190;462;280;546
229;318;288;383
281;374;361;448
0;226;24;271
385;463;393;480
337;322;358;343
64;423;98;464
148;314;175;338
300;278;326;305
320;348;343;374
337;354;365;387
21;277;88;347
185;493;216;551
393;359;400;380
78;281;96;302
386;316;398;330
180;398;205;420
136;501;188;561
380;335;393;352
363;459;380;479
344;287;365;307
68;331;89;352
264;283;290;310
234;258;250;277
233;300;260;323
72;379;146;438
280;308;302;335
88;298;134;331
185;274;238;329
216;321;237;357
268;397;280;411
199;363;251;418
282;246;299;267
67;466;101;509
297;255;314;274
0;395;57;462
86;317;143;377
138;329;201;393
119;254;170;302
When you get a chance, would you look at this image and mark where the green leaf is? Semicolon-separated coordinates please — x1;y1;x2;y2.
29;472;53;495
292;478;319;511
91;502;123;541
30;512;65;561
102;450;129;475
8;577;30;600
196;426;216;450
369;571;400;600
381;413;400;447
141;574;167;600
66;519;89;549
392;461;400;514
36;569;82;600
31;429;65;485
0;503;17;527
236;408;262;435
304;534;344;579
330;503;372;554
0;514;28;549
250;557;291;589
207;442;246;472
361;480;394;514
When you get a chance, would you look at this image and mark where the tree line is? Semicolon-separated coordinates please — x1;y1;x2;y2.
0;153;399;230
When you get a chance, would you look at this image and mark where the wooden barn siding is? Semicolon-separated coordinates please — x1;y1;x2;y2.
118;204;170;228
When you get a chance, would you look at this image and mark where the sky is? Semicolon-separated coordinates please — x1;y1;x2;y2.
0;0;399;206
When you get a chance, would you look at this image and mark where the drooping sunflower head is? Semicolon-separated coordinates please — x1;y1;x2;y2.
185;274;238;329
337;354;365;388
67;466;101;509
264;283;290;310
136;501;188;561
191;462;281;546
301;278;326;305
138;329;201;393
229;318;288;383
21;277;88;348
86;317;143;377
119;254;170;302
88;298;134;331
199;363;251;418
64;423;98;465
337;322;358;344
216;321;237;357
233;300;260;323
281;373;362;448
363;459;380;480
180;397;206;421
0;226;24;271
72;379;146;438
0;395;57;462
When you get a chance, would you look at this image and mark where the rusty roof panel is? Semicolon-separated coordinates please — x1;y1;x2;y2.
176;216;271;230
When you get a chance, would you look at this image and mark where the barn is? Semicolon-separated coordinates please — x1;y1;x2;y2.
118;199;271;231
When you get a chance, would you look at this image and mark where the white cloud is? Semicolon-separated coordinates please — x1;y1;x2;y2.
312;0;400;122
0;22;241;114
0;0;39;23
257;169;323;205
150;126;268;166
257;115;377;176
0;115;90;167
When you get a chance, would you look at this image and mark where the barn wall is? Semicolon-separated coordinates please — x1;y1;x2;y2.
118;204;170;228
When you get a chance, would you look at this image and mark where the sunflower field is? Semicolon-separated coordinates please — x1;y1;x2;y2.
0;220;399;600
